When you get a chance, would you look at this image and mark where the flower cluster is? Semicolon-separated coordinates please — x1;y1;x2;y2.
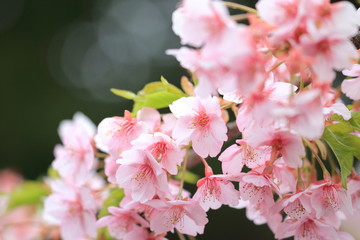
2;0;360;239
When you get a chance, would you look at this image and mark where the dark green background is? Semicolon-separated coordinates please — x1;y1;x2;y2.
0;0;358;239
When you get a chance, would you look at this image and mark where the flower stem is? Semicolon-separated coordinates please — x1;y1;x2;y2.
176;230;186;240
200;157;213;177
223;1;257;14
178;148;190;198
303;138;330;179
231;13;249;22
267;61;284;73
262;146;278;174
95;152;109;159
296;168;305;191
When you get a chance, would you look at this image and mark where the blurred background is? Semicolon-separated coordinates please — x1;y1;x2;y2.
0;0;359;239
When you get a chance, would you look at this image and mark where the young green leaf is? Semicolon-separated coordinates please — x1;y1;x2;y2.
98;188;124;218
349;111;360;131
322;127;358;188
6;181;50;210
110;89;137;100
174;170;200;184
97;188;125;240
111;77;186;115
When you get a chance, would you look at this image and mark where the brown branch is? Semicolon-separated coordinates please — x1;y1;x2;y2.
351;32;360;49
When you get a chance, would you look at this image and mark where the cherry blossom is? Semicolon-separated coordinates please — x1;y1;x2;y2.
342;64;360;100
52;112;97;186
310;182;353;219
146;199;208;236
219;140;270;175
172;0;232;47
95;108;160;156
170;96;227;157
116;150;169;203
97;206;149;240
131;132;185;175
9;0;360;239
193;174;239;211
43;180;97;240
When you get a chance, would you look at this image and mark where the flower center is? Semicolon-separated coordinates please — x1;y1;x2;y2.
132;164;154;187
119;118;136;134
149;141;167;161
192;111;210;129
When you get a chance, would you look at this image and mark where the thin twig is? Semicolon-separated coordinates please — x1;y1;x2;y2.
222;1;257;14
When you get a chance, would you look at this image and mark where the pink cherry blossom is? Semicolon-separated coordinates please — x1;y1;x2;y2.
43;180;97;240
323;102;352;121
145;199;208;236
219;139;270;175
172;0;232;47
279;89;325;140
0;206;41;240
272;190;313;221
170;96;227;158
347;176;360;210
52;112;97;186
246;128;305;168
272;161;297;194
245;200;282;227
341;208;360;239
95;111;141;156
131;132;185;175
310;182;353;219
103;155;119;184
168;24;267;97
236;81;297;135
256;0;307;42
299;25;358;82
239;172;279;209
0;170;22;193
95;108;161;156
276;216;352;240
160;113;177;137
304;0;360;38
97;206;149;240
193;174;239;211
342;64;360;100
116;149;169;203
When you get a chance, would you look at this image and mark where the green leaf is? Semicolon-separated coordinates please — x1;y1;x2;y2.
47;167;60;178
349;111;360;132
136;91;183;111
6;181;50;210
97;228;116;240
98;188;124;218
174;171;200;184
322;127;358;188
326;122;353;134
329;114;345;122
97;188;124;240
347;104;354;111
111;77;186;114
110;89;137;100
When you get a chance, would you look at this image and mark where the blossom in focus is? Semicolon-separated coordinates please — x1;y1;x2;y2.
131;132;185;175
116;150;169;203
170;96;227;157
146;199;208;236
193;174;239;211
